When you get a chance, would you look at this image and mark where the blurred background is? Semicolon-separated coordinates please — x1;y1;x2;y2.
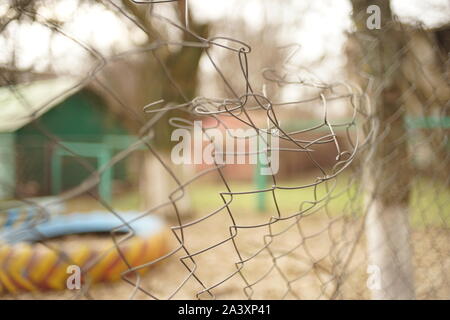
0;0;448;300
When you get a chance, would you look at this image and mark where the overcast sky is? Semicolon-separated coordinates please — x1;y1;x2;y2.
0;0;448;76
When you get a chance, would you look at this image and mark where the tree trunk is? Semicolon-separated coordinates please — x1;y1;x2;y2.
119;1;207;217
350;0;415;299
140;152;192;220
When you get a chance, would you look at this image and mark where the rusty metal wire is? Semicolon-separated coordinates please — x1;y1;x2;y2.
0;0;448;300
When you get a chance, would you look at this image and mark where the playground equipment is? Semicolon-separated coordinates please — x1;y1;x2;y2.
0;211;167;294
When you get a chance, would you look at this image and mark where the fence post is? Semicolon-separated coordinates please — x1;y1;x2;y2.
350;0;415;299
254;134;267;212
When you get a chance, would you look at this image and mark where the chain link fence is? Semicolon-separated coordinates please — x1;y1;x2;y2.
0;0;448;299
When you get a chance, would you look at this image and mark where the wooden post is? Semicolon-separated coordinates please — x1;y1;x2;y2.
350;0;415;299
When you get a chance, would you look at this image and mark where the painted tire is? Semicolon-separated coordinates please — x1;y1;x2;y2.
0;212;167;294
0;197;64;230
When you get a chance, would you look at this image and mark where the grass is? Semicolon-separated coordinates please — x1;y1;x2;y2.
187;175;449;229
65;174;449;229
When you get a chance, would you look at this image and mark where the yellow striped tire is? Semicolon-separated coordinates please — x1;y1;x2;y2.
0;230;168;294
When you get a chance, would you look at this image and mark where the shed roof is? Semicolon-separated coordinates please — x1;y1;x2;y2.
0;77;83;133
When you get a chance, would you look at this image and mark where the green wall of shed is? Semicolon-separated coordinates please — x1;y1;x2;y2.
15;90;128;196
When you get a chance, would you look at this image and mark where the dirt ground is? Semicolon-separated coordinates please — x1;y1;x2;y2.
3;206;449;300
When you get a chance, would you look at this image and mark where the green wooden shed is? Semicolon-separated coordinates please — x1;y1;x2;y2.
0;77;139;203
